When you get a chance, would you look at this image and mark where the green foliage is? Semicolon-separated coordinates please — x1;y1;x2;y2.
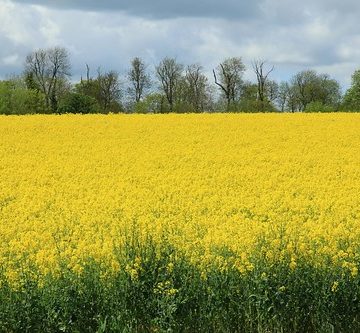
0;236;360;332
236;99;277;113
75;80;100;101
133;93;172;114
290;70;341;112
58;93;100;114
0;80;48;115
75;73;123;113
342;70;360;111
24;72;41;91
304;101;337;113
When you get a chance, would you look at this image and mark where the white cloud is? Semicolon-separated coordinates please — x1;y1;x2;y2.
0;0;36;45
0;0;359;89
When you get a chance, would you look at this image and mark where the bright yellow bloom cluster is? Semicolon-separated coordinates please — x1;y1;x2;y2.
0;113;360;284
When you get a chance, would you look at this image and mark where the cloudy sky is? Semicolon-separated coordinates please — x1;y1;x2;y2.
0;0;359;89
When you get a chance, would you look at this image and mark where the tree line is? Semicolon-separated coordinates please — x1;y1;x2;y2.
1;46;360;115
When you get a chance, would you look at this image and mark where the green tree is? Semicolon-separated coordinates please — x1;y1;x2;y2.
58;93;100;114
304;101;336;113
133;93;166;113
231;81;276;112
291;70;341;112
342;70;360;111
75;69;122;113
0;79;47;115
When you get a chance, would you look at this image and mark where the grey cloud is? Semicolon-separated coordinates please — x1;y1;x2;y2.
12;0;260;20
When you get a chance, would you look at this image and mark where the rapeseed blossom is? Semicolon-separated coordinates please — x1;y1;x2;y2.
0;113;360;285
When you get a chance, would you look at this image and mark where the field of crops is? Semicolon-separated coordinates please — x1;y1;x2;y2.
1;113;360;332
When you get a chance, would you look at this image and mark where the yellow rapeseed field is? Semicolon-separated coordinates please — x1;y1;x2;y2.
1;113;360;285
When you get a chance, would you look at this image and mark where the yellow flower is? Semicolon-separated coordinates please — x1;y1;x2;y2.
351;266;358;278
289;259;297;271
331;281;339;293
0;113;360;285
167;262;174;273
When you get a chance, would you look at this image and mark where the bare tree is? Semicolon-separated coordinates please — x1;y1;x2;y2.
266;80;278;103
25;47;71;111
213;57;245;110
252;60;274;108
277;82;290;112
128;57;151;103
86;64;90;82
156;57;183;112
286;84;301;112
185;64;209;112
97;69;122;112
